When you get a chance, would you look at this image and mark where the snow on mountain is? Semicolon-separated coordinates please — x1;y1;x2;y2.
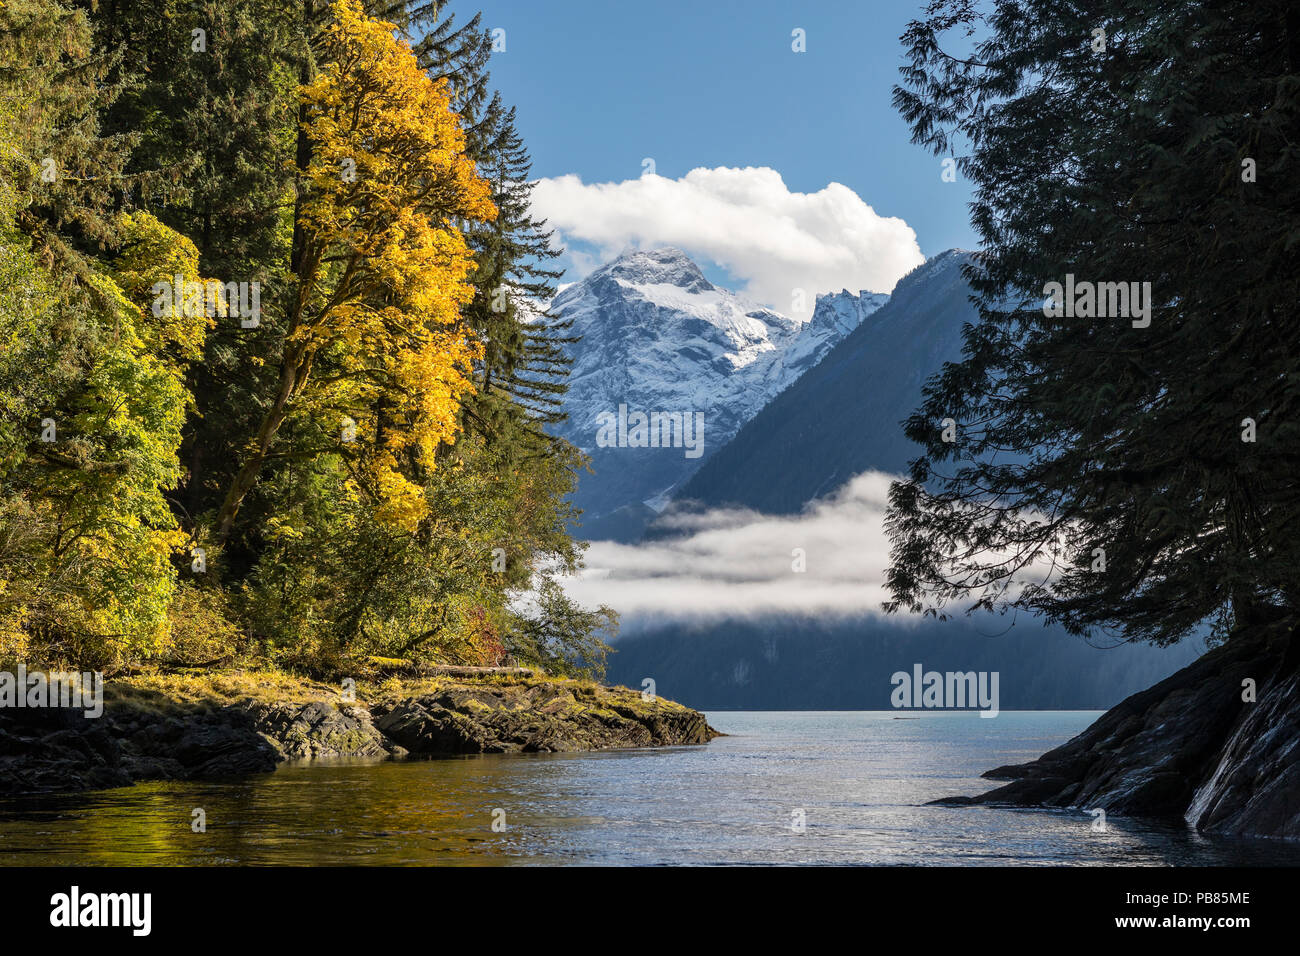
550;247;887;539
670;249;978;516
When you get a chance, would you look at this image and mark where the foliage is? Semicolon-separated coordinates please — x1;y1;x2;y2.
0;209;209;667
884;0;1300;646
0;0;615;678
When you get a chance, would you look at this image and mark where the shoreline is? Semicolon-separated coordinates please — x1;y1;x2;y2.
0;670;720;798
934;625;1300;842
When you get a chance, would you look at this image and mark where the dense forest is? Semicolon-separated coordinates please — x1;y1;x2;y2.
0;0;614;678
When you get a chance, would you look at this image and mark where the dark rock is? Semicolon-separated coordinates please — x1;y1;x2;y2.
1183;670;1300;840
373;680;720;755
245;699;393;759
935;625;1300;841
0;675;717;796
173;723;279;777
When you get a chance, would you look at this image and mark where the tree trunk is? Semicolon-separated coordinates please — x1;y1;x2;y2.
214;347;301;543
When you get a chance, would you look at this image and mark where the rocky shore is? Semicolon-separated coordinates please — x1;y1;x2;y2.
0;671;720;797
936;623;1300;841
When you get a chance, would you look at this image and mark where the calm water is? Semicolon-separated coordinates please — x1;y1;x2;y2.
2;711;1297;866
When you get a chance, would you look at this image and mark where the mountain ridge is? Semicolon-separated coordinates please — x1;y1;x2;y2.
665;249;976;517
551;247;889;540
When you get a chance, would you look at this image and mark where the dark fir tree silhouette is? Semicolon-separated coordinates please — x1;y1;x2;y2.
884;0;1300;646
402;3;577;454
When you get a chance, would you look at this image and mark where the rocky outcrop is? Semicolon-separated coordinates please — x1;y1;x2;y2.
372;680;718;754
0;675;718;796
0;706;140;795
1183;666;1300;839
0;696;396;796
937;624;1300;841
242;699;395;760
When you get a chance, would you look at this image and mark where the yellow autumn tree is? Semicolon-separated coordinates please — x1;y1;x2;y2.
214;0;495;541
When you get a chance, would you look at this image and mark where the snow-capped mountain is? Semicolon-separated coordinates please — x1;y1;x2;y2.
671;249;977;515
551;247;887;540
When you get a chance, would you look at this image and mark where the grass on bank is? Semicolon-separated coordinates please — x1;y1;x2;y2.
101;664;693;717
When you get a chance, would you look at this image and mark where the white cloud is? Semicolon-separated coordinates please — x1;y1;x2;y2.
561;469;1060;632
564;471;904;629
530;167;925;316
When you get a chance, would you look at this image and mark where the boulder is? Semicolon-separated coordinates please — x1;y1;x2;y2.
373;680;720;755
935;624;1300;841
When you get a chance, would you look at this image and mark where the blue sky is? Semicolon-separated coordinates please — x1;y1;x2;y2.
454;0;978;301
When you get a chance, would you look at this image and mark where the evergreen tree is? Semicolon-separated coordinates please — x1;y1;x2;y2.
399;3;611;673
460;106;575;447
884;0;1300;646
398;3;576;451
84;0;305;565
1;0;135;281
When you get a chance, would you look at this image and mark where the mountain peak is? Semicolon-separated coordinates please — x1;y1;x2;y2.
550;249;890;540
600;246;712;292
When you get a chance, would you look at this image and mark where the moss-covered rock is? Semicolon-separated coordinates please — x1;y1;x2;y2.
371;678;719;754
0;670;717;796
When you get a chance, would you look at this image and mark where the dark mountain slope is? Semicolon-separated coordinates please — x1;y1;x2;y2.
607;616;1204;712
672;250;974;514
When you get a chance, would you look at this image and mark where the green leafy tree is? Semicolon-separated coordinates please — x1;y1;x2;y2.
1;0;616;677
0;1;211;666
86;0;304;563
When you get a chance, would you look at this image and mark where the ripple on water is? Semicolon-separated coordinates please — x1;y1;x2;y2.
1;712;1298;865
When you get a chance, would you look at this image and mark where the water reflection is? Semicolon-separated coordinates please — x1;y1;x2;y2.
1;713;1296;866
